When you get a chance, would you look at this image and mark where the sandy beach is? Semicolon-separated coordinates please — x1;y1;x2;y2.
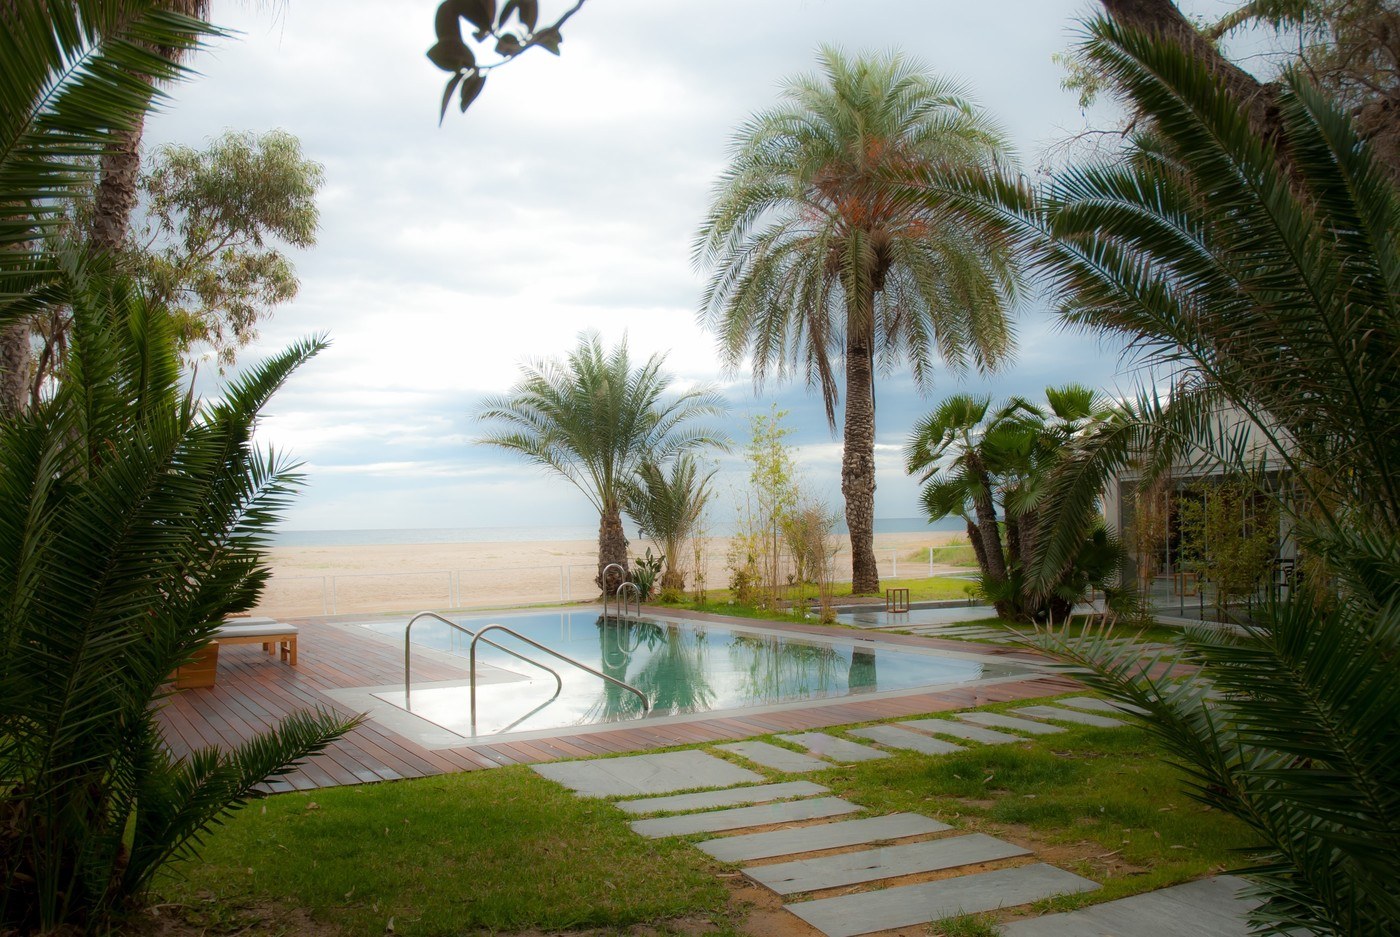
252;530;966;618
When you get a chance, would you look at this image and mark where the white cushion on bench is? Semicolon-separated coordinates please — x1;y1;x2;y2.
217;622;299;639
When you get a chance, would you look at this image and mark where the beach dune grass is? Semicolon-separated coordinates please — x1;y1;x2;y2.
155;766;727;935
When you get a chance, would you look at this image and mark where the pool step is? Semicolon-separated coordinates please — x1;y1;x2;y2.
716;740;831;773
699;812;952;863
630;796;860;838
787;862;1101;937
745;832;1032;895
615;780;827;815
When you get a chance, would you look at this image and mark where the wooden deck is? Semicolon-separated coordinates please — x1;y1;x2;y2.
157;609;1082;791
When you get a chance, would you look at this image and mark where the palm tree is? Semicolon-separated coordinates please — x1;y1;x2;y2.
906;385;1114;621
0;256;357;932
478;332;727;594
620;453;717;592
695;47;1022;594
895;17;1400;933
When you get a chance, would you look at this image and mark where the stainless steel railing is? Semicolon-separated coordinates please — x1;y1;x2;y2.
403;610;562;708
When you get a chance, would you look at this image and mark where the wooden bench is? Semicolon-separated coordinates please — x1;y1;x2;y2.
215;619;298;666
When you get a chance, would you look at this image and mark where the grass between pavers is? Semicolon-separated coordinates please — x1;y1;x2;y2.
152;765;728;936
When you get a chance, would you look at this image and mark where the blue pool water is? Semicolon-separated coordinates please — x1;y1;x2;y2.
364;611;1022;737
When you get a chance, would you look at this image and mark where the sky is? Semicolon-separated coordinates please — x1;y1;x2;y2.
139;0;1237;533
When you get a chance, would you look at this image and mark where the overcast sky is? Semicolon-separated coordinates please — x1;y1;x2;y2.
141;0;1236;533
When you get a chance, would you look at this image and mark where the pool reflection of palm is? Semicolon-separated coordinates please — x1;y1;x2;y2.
588;618;714;721
848;648;877;693
729;634;844;701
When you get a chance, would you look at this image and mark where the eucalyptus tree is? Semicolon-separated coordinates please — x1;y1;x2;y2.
478;333;728;594
695;47;1021;594
620;453;717;593
896;16;1399;933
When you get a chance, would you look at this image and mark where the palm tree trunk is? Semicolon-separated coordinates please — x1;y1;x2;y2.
596;502;629;596
842;330;879;594
0;321;30;415
91;121;145;253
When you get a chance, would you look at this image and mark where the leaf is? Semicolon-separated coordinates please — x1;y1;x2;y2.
495;33;523;56
533;26;562;54
459;0;495;36
439;71;465;124
433;0;463;41
460;72;487;113
425;38;474;72
517;0;539;31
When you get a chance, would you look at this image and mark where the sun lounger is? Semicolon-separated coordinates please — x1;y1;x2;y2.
215;620;299;666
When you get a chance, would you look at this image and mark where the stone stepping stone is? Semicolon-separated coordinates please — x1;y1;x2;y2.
778;732;890;762
957;712;1066;735
787;862;1100;937
716;740;831;773
630;796;860;838
1056;695;1149;717
1012;705;1125;728
999;875;1255;936
746;832;1031;895
699;813;951;863
532;750;763;797
615;780;827;815
850;724;965;755
900;719;1021;745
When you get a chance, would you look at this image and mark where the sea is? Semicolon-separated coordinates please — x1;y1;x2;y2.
271;516;964;548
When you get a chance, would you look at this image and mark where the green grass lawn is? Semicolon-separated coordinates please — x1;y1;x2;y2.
882;615;1186;647
665;574;979;619
153;766;728;936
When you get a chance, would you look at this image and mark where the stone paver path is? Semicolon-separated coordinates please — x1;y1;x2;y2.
1056;695;1149;717
698;813;952;863
716;740;830;773
900;718;1022;745
999;875;1257;936
850;724;965;754
614;780;826;815
787;863;1100;937
778;732;890;762
1012;705;1125;728
746;832;1031;895
630;796;860;838
958;712;1067;735
530;699;1200;936
531;749;761;796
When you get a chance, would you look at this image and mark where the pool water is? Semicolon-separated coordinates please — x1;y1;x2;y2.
363;611;1018;738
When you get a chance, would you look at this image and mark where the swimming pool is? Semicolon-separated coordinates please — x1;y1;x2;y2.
361;610;1024;738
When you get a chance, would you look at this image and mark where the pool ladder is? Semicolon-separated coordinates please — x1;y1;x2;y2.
600;563;641;621
403;611;649;735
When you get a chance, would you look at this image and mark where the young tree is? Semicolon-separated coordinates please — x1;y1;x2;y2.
621;453;718;594
478;333;727;594
695;48;1021;595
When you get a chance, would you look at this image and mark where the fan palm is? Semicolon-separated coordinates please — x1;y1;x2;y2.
893;16;1399;933
0;254;358;933
695;46;1022;593
478;333;727;594
620;453;717;593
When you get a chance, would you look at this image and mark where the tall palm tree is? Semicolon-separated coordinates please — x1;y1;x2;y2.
695;47;1022;594
478;332;727;594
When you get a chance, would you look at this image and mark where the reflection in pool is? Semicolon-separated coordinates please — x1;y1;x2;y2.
363;611;1018;737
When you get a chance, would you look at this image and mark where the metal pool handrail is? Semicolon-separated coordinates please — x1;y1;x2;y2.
615;581;641;621
600;562;624;618
469;623;650;732
403;610;562;708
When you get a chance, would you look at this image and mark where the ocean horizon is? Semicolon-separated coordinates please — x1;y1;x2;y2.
271;516;964;548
